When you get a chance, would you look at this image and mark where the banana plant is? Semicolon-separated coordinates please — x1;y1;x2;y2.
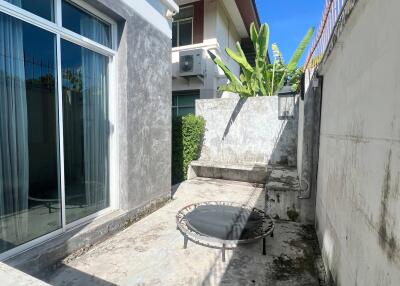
269;27;315;95
207;23;269;97
208;22;314;97
266;43;303;95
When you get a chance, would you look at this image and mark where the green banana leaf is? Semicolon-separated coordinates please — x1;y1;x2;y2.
250;22;258;53
258;24;269;63
225;45;253;73
287;27;315;74
207;50;241;85
218;83;252;97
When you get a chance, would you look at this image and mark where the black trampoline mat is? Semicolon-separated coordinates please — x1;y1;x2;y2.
185;205;265;240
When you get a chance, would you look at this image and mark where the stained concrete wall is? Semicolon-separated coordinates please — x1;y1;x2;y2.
88;0;172;210
293;81;323;225
113;4;172;210
196;96;298;165
297;68;319;182
86;0;171;209
315;0;400;285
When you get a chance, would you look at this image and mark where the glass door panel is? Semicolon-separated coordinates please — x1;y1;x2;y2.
62;0;111;48
61;39;109;224
0;13;60;253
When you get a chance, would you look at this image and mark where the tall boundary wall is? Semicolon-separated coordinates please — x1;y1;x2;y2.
313;0;400;285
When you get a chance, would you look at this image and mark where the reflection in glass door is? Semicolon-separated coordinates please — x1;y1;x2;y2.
0;0;113;258
61;40;109;224
0;13;61;253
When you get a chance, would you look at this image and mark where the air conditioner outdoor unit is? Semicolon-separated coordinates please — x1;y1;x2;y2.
179;49;204;78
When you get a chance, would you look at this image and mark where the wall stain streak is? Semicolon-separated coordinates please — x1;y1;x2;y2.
394;172;400;199
378;149;399;263
321;133;400;144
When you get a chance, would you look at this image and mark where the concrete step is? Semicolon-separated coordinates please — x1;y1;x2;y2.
266;165;300;191
265;165;314;224
266;165;300;221
188;160;268;184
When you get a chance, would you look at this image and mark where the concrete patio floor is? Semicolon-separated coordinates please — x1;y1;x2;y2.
46;178;324;286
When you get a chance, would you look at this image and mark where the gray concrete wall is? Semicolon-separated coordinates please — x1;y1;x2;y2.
294;81;323;224
117;9;171;210
91;0;172;210
196;96;298;165
315;0;400;285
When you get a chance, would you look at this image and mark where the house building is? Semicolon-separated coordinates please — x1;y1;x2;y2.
0;0;177;268
171;0;264;117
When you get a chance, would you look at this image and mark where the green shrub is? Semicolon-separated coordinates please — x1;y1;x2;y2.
172;114;206;185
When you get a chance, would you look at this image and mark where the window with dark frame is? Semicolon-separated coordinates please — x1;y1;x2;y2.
172;90;200;117
172;5;193;47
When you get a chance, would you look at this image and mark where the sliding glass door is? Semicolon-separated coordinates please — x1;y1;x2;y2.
0;0;115;257
62;40;109;224
0;13;60;254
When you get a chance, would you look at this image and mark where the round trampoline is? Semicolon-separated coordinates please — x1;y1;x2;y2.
176;201;274;261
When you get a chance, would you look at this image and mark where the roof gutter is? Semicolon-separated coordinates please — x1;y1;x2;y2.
235;0;261;32
251;0;261;27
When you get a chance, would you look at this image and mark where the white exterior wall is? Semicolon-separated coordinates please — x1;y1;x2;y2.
316;0;400;285
172;0;244;99
215;0;241;98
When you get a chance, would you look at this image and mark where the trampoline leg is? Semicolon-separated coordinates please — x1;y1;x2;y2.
183;236;188;249
271;231;274;238
222;245;226;262
262;237;266;255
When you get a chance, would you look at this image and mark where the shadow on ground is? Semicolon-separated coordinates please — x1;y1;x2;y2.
48;265;117;286
195;179;324;286
41;178;324;286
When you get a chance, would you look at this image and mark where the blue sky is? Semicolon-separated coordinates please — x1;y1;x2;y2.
255;0;325;65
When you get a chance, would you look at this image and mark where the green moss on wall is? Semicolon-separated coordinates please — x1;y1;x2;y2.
287;205;300;222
